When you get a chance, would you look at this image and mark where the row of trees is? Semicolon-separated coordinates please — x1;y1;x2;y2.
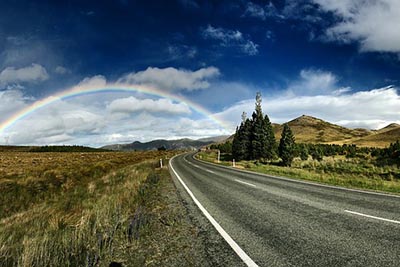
220;92;400;167
232;93;296;166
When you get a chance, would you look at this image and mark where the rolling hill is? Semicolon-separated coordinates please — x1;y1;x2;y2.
272;115;371;144
271;115;400;147
225;115;400;148
347;126;400;148
101;138;219;151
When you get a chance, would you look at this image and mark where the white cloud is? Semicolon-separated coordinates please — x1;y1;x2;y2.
283;69;340;96
0;64;49;87
77;75;107;88
117;66;220;91
54;66;70;75
5;99;107;145
0;89;30;120
216;85;400;131
0;65;230;146
201;25;259;55
167;45;198;60
107;96;191;115
313;0;400;53
242;2;283;20
241;40;259;56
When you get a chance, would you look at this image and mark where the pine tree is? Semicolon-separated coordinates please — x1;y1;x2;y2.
242;118;252;160
232;126;243;160
251;92;276;161
262;114;276;160
232;115;252;161
278;123;296;166
233;92;276;162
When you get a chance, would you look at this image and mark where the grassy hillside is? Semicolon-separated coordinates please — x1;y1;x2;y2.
0;151;208;266
102;138;214;151
272;115;371;144
348;127;400;148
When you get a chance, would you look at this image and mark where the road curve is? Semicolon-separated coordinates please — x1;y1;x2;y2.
169;153;400;267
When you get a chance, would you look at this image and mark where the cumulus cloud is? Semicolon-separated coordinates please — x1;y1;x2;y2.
77;75;107;88
216;84;400;131
6;99;107;145
201;25;259;55
0;89;30;120
287;69;339;95
107;96;191;115
313;0;400;53
117;66;220;91
0;64;49;87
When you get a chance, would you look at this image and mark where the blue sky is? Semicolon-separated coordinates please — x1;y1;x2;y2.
1;0;400;146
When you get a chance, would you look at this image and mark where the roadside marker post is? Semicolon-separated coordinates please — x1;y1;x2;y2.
233;159;235;167
217;150;220;163
160;159;163;168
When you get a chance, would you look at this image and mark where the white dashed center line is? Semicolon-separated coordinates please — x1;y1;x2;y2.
235;179;257;188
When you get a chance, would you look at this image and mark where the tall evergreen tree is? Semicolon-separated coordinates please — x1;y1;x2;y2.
232;114;252;161
278;123;296;166
262;114;276;160
232;126;242;160
241;118;252;160
251;92;276;161
233;92;276;162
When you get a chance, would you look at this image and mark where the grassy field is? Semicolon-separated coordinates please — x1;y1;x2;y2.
198;151;400;194
0;150;208;266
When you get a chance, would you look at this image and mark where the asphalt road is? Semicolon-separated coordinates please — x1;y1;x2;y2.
169;153;400;267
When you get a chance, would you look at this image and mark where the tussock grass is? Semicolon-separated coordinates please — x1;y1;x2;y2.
0;151;186;266
198;151;400;194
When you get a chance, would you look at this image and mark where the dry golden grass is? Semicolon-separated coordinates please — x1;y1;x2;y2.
271;115;400;148
0;150;184;266
273;115;372;144
343;127;400;148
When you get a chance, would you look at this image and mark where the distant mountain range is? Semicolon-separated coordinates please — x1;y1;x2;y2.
101;136;229;151
102;115;400;151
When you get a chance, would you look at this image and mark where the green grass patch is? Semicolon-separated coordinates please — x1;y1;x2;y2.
197;151;400;194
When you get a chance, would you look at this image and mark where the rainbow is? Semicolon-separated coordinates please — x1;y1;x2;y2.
0;83;230;134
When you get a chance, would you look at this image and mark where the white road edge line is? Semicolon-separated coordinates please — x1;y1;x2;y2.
206;169;215;174
193;155;400;199
170;155;259;267
235;179;257;188
344;210;400;224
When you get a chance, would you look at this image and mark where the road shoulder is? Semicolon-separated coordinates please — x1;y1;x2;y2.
169;155;245;267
